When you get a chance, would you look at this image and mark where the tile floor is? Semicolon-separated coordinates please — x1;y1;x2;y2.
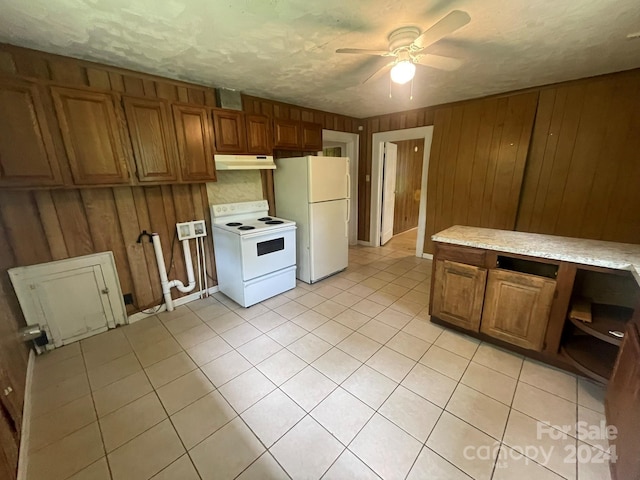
25;229;613;480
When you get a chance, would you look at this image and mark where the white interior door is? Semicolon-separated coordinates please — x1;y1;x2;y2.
380;142;398;245
309;199;349;282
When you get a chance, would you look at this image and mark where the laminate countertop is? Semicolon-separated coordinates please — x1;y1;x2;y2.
432;226;640;285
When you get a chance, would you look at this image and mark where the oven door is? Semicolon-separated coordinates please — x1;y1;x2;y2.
240;227;296;281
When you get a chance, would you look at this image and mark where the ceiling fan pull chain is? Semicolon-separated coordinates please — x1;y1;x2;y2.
389;76;393;99
410;77;414;101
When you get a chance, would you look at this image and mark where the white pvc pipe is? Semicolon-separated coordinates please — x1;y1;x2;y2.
169;240;196;293
195;236;203;298
152;234;197;311
152;234;175;312
201;237;208;297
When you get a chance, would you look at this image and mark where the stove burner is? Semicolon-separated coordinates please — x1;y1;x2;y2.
226;222;242;227
258;217;272;221
265;220;284;225
238;226;255;231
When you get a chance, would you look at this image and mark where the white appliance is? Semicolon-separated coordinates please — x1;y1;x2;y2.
8;252;127;350
274;156;350;283
211;200;297;307
214;154;276;170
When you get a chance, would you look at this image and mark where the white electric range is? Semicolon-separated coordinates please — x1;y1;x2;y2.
211;200;297;307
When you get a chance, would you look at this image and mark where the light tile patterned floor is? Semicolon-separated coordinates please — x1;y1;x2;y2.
25;229;612;480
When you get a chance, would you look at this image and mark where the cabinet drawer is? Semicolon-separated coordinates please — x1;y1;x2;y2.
435;243;486;267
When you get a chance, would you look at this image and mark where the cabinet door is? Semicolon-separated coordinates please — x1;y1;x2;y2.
172;104;216;182
432;260;487;332
212;109;247;153
302;122;322;151
245;114;271;154
51;86;130;185
122;96;178;182
0;78;62;186
273;119;301;149
606;322;640;480
480;269;556;351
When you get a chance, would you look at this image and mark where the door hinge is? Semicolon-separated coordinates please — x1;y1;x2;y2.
101;287;110;295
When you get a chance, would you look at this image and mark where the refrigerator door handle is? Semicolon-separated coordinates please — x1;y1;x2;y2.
345;199;350;238
346;170;351;200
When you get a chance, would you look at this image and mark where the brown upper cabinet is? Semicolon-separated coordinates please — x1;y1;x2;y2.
51;86;131;185
480;269;556;351
0;78;63;187
212;109;247;154
172;104;216;182
122;96;179;183
273;118;301;149
301;121;322;151
245;114;271;154
273;118;323;150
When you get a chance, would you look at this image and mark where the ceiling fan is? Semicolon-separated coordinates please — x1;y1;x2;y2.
336;10;471;85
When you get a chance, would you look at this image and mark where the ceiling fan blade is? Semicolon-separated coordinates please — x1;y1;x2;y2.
363;62;394;84
415;54;463;71
336;48;391;56
412;10;471;50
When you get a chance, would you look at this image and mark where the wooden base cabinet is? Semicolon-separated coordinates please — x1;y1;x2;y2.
480;269;556;351
606;322;640;480
432;260;487;332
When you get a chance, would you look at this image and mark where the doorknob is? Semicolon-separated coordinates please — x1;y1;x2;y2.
101;288;110;294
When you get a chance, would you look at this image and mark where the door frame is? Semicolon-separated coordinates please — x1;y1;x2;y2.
370;126;434;256
322;129;359;245
380;142;398;246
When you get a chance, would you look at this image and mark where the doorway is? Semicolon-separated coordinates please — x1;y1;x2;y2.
371;126;434;256
380;138;425;246
322;130;359;246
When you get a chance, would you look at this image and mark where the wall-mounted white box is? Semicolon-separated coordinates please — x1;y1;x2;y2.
177;220;207;240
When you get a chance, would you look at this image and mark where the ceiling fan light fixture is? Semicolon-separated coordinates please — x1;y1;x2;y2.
390;60;416;84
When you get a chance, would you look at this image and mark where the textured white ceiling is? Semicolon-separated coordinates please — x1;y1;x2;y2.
1;0;639;117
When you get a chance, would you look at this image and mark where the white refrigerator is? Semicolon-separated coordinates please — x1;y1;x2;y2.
274;156;350;283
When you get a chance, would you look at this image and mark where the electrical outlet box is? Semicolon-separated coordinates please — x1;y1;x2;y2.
176;220;207;240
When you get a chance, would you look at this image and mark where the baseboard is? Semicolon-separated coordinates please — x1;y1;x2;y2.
127;286;220;324
17;350;35;480
357;240;372;247
421;253;433;260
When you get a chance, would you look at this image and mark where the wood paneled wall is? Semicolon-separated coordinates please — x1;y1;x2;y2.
0;185;215;314
242;95;360;134
361;68;640;251
359;108;437;240
516;70;640;243
392;139;424;235
423;92;538;253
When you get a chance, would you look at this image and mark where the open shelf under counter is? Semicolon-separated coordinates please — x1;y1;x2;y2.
568;303;633;346
560;335;618;383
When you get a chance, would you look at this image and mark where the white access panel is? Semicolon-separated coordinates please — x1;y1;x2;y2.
309;199;349;282
9;252;127;348
307;156;350;202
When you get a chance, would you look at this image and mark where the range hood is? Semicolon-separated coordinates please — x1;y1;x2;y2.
214;154;276;170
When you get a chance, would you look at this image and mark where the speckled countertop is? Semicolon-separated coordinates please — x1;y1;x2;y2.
432;226;640;285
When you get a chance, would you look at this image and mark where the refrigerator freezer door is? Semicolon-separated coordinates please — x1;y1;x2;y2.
308;199;349;282
307;156;349;203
